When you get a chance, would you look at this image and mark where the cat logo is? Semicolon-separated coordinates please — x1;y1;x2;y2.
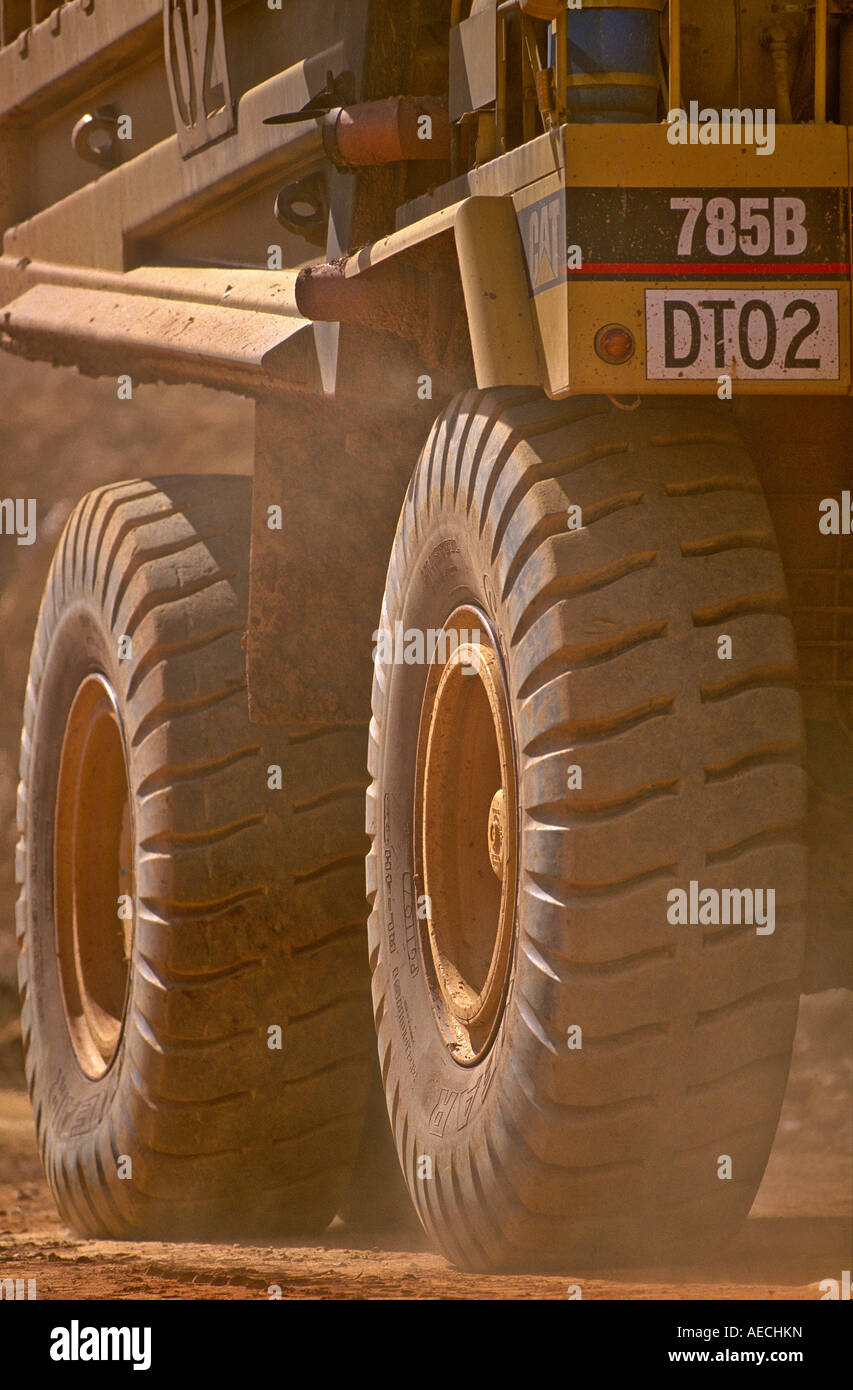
163;0;235;157
518;192;566;295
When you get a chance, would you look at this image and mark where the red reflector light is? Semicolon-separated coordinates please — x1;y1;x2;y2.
594;324;635;364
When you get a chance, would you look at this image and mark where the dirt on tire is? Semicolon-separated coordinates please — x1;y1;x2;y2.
368;390;807;1270
16;476;373;1241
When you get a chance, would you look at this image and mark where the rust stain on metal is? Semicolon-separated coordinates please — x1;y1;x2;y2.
327;96;450;167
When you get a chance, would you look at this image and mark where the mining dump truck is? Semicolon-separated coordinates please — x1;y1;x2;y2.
0;0;850;1272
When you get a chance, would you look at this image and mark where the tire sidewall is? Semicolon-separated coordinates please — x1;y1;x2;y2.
371;393;808;1267
377;510;522;1178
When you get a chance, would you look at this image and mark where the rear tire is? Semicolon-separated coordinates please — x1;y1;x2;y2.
17;476;372;1239
367;390;807;1270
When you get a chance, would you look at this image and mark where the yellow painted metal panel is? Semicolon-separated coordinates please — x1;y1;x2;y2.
513;124;851;397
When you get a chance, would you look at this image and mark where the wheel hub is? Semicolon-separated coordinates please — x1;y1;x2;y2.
54;673;134;1079
414;606;517;1065
488;788;506;882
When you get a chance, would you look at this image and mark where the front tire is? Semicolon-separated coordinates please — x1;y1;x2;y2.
367;390;807;1270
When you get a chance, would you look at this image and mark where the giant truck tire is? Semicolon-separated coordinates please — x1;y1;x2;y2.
366;390;808;1271
17;475;372;1240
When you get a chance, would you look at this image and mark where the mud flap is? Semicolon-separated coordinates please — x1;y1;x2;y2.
247;393;426;725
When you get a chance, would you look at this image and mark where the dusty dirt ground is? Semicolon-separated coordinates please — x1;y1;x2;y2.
0;1055;850;1299
0;355;850;1300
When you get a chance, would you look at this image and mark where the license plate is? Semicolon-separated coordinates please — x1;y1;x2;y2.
645;289;839;380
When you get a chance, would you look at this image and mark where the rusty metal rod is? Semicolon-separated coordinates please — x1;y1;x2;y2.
323;97;450;168
295;260;418;334
294;256;457;344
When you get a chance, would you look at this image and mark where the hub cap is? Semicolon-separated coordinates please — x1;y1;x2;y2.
54;674;134;1079
414;607;517;1064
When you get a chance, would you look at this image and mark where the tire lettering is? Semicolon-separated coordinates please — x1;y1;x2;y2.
429;1088;459;1137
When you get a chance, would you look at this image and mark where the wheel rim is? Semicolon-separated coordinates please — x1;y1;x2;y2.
414;606;517;1065
54;673;134;1079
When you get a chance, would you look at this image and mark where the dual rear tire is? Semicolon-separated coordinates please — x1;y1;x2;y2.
18;393;807;1268
17;476;373;1238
